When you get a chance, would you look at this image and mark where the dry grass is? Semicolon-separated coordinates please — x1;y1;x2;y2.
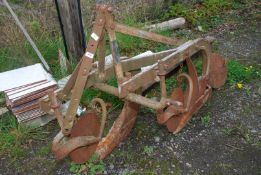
0;0;171;74
0;0;170;48
0;0;58;47
81;0;169;27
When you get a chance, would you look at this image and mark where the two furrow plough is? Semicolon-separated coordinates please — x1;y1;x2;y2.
40;4;227;163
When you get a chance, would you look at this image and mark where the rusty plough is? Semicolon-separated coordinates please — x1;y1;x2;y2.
40;4;227;164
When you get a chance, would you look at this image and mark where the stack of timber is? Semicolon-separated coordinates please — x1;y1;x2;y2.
0;64;57;125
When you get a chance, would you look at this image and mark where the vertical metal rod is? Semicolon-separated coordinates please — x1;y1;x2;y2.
158;60;167;98
98;31;106;80
3;0;50;71
48;90;64;130
108;30;124;82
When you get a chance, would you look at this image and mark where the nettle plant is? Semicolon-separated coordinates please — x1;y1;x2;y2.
69;154;105;175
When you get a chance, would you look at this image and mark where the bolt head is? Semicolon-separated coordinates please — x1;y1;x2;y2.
107;6;113;12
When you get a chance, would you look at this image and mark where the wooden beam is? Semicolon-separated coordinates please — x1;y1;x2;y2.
115;23;181;45
55;0;86;63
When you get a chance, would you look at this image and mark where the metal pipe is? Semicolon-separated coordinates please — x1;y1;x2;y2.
126;93;167;110
93;83;167;110
158;60;167;98
115;23;181;45
93;83;119;97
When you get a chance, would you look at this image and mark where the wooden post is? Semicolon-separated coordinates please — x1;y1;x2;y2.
55;0;86;63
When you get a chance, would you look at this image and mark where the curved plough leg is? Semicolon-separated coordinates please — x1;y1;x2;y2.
209;53;227;88
157;56;214;133
95;101;140;159
52;100;140;163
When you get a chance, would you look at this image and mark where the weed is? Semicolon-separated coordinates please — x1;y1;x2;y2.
222;124;252;144
245;87;251;96
69;163;82;175
201;113;211;126
165;0;244;28
222;128;234;135
37;143;51;156
81;77;122;108
192;55;203;75
165;75;177;96
218;163;232;169
165;3;191;21
69;154;105;175
143;146;154;156
87;154;106;175
0;112;47;159
227;60;261;85
210;15;223;27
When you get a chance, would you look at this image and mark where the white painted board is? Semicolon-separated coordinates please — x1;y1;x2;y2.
0;64;47;92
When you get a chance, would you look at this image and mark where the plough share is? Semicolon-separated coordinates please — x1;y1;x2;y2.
40;4;227;164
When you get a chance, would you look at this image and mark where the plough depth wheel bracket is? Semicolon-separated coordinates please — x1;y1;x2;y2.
40;4;227;163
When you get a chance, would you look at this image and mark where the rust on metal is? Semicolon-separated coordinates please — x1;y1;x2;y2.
209;53;227;88
69;113;100;164
39;4;227;164
96;101;140;159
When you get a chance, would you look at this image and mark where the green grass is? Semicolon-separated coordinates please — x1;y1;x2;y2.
222;124;253;144
0;112;48;159
37;143;51;156
201;113;211;126
165;0;246;29
145;57;261;102
143;146;154;156
0;48;30;72
0;37;65;79
0;15;66;79
23;37;65;79
117;28;173;57
0;92;5;100
81;77;122;108
115;16;173;56
69;154;105;175
227;60;261;85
